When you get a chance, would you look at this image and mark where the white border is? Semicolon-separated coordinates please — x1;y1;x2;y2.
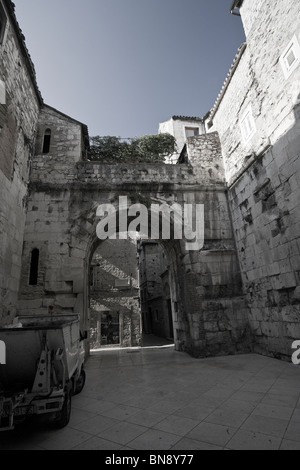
239;103;256;143
280;35;300;80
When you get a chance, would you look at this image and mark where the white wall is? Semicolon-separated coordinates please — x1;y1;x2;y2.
159;117;205;164
208;0;300;184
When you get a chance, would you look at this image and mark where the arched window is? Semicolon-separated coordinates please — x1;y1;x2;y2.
42;128;51;154
29;249;39;286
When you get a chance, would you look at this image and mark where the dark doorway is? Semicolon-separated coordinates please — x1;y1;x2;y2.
29;248;39;286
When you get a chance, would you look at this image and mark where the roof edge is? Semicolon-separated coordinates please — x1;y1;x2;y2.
172;115;204;122
43;104;90;148
43;104;87;127
3;0;43;105
208;42;247;124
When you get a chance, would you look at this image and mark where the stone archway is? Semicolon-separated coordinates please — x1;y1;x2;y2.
19;161;253;358
82;203;190;354
87;236;182;351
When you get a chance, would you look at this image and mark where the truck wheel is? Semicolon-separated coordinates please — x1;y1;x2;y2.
55;388;72;428
74;369;86;395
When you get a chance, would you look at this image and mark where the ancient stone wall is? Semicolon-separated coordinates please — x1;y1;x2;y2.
20;145;252;357
36;106;87;162
18;109;89;327
185;132;225;184
0;0;40;325
228;109;300;359
159;116;206;163
208;0;300;359
210;0;300;185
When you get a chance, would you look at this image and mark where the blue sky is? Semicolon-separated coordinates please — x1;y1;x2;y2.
13;0;245;138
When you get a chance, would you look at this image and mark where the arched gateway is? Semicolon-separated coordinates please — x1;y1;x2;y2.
18;106;251;358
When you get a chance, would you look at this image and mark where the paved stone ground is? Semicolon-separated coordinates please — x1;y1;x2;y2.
1;344;300;450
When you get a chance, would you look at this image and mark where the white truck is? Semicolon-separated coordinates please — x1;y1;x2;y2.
0;314;86;431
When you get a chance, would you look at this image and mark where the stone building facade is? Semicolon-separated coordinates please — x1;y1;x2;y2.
157;0;300;360
22;149;249;357
0;0;42;325
19;105;90;325
158;116;206;164
0;0;299;361
206;0;300;359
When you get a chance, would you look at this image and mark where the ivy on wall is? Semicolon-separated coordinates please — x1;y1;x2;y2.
88;133;177;163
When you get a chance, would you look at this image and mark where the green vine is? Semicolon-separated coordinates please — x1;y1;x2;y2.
88;134;177;163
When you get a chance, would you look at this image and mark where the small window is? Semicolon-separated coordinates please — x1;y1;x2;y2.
0;2;7;45
280;35;300;79
240;104;256;142
42;129;51;154
285;48;296;68
185;127;199;138
29;249;39;286
0;79;5;104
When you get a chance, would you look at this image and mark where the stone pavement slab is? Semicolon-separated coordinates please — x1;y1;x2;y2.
1;347;300;451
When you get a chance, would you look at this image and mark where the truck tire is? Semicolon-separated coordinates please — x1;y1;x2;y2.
74;368;86;395
55;387;72;428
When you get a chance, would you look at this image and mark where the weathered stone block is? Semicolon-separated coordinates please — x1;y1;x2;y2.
285;323;300;339
17;299;43;310
55;295;76;309
44;281;73;294
74;294;84;314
